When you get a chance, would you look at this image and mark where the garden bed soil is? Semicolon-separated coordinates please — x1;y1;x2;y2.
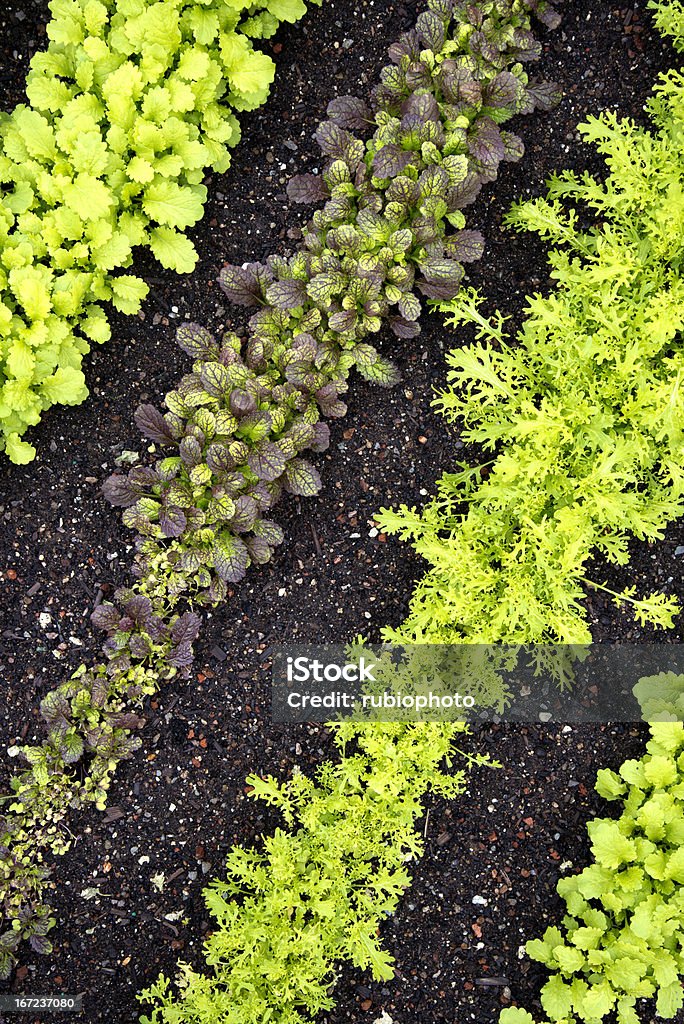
0;1;683;1022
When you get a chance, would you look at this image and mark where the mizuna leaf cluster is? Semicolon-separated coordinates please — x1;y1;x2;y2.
377;27;684;651
139;721;483;1024
0;0;321;465
0;0;561;982
500;723;684;1024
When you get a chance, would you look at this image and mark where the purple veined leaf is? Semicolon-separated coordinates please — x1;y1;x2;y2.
179;435;203;469
147;614;169;644
372;84;397;112
405;61;432;90
292;332;318;360
134;404;176;445
206;492;237;524
212;534;250;582
167;641;195;669
176;323;220;361
468;118;505;171
500;131;525;162
251;480;282;510
417;278;464;301
283;421;316;452
91;603;122;632
511;27;542;61
417;258;464;295
315;382;338;404
324;161;354;189
319;398;348;418
199;361;231;398
206;444;235;475
387;29;421;65
397;292;422;320
222;470;248;494
287;173;330;204
243;535;273;565
159;505;188;539
411;214;441;246
447;173;483;210
171;611;202;645
205;577;228;605
440;63;481;106
428;0;452;16
387;175;420;206
185;507;208;531
40;691;71;727
107;712;146;730
266;278;308;311
372;144;413;179
379;62;406;97
310;422;331;453
483;71;522;112
29;936;52;956
284;360;312;387
246;336;266;369
307;270;347;303
247;442;288;483
444;229;485;263
106;652;132;677
314;121;356;159
534;2;562;30
323;193;355;222
284;458;322;498
328;309;358;333
415;9;446;51
469;30;499;64
352;343;380;369
102;474;138;508
526;79;563;112
129;633;152;659
218;263;269;307
229;494;259;532
238;410;273;438
90;673;108;708
176;549;205;573
327;94;374;131
401;91;440;123
123;594;153;624
252;519;285;547
418;165;450;199
229;390;257;418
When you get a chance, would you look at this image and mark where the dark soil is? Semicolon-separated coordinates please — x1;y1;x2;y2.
0;1;683;1023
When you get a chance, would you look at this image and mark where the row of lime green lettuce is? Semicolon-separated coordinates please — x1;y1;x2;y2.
377;16;684;652
139;720;489;1024
0;0;563;980
500;721;684;1024
0;0;321;465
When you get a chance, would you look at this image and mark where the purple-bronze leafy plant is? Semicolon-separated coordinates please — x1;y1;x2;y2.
0;0;561;978
105;0;562;591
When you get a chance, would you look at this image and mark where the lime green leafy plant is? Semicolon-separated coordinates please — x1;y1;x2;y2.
0;0;321;464
139;720;489;1024
500;722;684;1024
377;32;684;648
